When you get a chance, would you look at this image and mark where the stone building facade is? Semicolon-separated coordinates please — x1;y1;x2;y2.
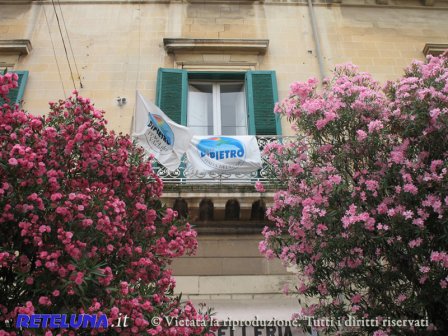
1;0;447;334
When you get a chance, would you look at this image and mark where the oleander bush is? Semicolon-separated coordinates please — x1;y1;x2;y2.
259;54;448;335
0;74;213;336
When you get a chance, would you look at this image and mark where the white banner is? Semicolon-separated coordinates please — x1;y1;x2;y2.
187;136;262;174
132;92;193;171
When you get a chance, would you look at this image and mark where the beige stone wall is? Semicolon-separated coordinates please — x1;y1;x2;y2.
318;5;448;82
172;234;289;276
1;1;447;136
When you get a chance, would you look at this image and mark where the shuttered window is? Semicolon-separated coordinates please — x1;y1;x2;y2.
155;68;188;125
156;68;280;136
0;70;29;106
245;71;280;135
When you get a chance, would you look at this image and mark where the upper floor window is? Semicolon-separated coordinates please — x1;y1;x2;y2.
155;69;280;136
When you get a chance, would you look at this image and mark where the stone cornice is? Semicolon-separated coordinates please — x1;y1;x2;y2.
0;40;32;55
163;38;269;55
423;43;448;56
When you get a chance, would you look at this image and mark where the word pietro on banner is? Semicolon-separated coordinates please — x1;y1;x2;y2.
132;92;193;171
187;136;262;174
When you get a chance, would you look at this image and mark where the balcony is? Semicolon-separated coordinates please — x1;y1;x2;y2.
154;135;293;185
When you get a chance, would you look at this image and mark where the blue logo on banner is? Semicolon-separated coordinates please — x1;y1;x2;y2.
197;137;246;171
146;114;174;153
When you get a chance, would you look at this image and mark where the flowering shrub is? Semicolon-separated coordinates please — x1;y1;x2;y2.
0;77;214;335
260;55;448;335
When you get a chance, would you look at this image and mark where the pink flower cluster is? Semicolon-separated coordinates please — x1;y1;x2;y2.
0;82;214;335
260;55;448;335
0;72;18;97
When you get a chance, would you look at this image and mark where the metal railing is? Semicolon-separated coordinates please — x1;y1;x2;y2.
154;135;295;185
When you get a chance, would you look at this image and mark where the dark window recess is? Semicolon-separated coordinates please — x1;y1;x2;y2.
198;198;214;221
251;199;266;220
173;198;188;219
225;199;240;220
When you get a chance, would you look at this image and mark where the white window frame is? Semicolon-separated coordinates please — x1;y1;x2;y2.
188;81;247;136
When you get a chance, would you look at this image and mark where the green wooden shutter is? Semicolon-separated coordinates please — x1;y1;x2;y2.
0;71;29;106
245;71;280;135
155;68;188;125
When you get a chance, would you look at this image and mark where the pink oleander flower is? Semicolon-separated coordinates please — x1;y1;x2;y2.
367;120;384;133
8;158;18;166
373;331;389;336
255;181;265;193
397;294;407;303
356;129;368;141
351;294;362;304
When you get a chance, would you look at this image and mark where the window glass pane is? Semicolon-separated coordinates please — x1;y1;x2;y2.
220;83;247;135
187;83;214;135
